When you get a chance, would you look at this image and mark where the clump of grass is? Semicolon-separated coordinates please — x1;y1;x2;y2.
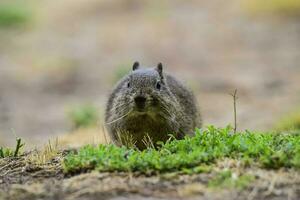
115;131;156;149
208;170;254;189
275;109;300;132
63;126;300;174
0;3;32;28
243;0;300;17
0;138;25;158
67;104;99;129
0;147;13;158
115;131;137;149
28;138;60;165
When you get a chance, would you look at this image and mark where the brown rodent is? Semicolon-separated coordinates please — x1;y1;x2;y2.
105;62;201;149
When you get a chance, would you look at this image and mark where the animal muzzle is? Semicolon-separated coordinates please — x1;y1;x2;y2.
134;96;147;110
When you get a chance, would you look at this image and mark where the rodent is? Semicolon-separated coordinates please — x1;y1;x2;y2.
105;62;201;149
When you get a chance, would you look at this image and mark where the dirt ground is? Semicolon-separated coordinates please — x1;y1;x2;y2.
0;153;299;200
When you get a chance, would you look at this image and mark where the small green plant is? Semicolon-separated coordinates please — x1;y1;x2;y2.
63;126;300;174
0;147;13;158
67;104;99;129
0;3;32;28
208;170;254;189
0;137;25;158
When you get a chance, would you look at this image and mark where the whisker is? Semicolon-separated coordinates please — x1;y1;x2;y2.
106;109;132;125
113;99;133;110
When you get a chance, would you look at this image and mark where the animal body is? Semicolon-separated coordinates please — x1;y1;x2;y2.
105;62;201;149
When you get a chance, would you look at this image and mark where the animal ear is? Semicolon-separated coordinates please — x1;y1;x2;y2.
132;61;140;71
156;63;164;79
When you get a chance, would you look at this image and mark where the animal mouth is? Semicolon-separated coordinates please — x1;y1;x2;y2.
134;107;147;113
133;96;159;114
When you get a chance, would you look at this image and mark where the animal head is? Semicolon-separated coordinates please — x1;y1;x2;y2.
113;62;173;117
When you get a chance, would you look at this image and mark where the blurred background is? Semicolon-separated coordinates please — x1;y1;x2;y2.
0;0;300;148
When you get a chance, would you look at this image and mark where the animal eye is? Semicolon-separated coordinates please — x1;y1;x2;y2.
127;82;131;88
156;81;161;90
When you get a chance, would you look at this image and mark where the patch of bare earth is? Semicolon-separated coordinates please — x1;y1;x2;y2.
0;154;299;200
0;152;64;191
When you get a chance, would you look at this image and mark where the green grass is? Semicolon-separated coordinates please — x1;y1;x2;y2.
0;3;32;28
63;126;300;174
67;104;99;129
0;138;25;158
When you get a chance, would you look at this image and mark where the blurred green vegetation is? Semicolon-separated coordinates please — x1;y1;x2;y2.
67;104;99;129
0;138;25;158
144;0;170;20
275;109;300;132
208;170;254;189
244;0;300;17
112;64;130;83
0;2;32;28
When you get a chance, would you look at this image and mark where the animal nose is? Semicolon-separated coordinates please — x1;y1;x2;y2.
134;96;146;109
